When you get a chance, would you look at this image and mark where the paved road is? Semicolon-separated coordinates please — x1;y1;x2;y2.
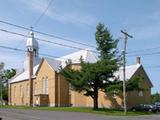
0;108;160;120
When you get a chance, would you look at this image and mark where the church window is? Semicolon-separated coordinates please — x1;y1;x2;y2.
26;83;29;97
138;91;143;97
14;86;16;97
20;85;23;97
34;82;37;95
34;49;37;57
42;76;48;94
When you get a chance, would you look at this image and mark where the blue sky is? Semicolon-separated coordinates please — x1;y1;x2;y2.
0;0;160;93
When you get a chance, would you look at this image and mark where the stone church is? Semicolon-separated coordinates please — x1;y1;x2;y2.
9;30;153;108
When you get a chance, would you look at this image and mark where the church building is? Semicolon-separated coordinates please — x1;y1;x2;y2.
9;31;153;108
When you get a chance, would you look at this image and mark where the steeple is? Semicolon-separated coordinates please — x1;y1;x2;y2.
23;29;41;71
26;29;39;57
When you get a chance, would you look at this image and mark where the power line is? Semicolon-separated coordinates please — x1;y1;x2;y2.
2;44;160;70
0;45;26;52
145;65;160;68
2;20;160;57
1;45;160;70
0;45;98;62
3;26;160;57
0;28;99;54
33;0;54;27
2;26;160;57
2;20;160;54
0;20;96;48
127;46;160;54
0;45;63;59
127;51;160;57
15;30;31;49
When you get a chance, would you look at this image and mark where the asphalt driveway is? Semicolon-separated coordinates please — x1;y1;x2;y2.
0;108;160;120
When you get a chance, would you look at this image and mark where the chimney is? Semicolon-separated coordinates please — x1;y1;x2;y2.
136;57;141;64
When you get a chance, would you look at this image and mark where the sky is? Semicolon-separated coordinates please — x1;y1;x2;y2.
0;0;160;93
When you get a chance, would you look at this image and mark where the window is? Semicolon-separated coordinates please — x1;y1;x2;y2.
69;83;71;95
26;83;29;97
45;77;48;94
42;76;48;94
138;91;143;97
14;86;16;97
20;85;23;97
42;77;45;94
33;82;37;95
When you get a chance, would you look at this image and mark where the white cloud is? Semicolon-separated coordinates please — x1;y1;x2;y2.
0;22;30;44
129;11;160;40
50;11;96;27
20;0;97;27
0;0;97;69
130;23;160;40
0;23;94;69
0;50;24;69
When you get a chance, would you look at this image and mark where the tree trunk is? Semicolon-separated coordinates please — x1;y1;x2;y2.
93;87;98;110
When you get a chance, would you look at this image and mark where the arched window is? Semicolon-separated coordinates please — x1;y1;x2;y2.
26;83;29;97
138;91;143;97
34;82;37;95
42;76;48;94
34;49;37;57
20;85;23;97
14;86;16;97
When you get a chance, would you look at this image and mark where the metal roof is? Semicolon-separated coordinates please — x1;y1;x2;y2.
10;50;143;83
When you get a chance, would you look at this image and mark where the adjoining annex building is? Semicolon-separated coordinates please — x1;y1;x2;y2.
9;31;153;108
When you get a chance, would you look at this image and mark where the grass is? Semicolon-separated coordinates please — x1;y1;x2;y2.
2;105;157;116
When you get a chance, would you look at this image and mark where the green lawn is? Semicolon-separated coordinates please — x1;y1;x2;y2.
2;105;157;116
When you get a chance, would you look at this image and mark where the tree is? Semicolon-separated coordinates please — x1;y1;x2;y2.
61;23;120;110
0;62;16;101
106;76;145;96
2;69;16;101
151;92;160;103
0;62;5;102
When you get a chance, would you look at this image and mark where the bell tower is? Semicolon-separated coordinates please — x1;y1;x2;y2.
24;29;40;71
24;28;40;106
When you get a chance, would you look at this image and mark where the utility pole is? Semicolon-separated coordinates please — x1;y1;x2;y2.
28;50;33;107
0;76;2;107
28;27;34;107
0;64;4;108
121;30;133;115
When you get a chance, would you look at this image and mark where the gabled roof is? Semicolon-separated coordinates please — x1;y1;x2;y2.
112;64;141;81
45;57;62;71
35;58;61;74
10;50;99;83
56;49;98;68
113;63;153;87
9;50;152;86
10;64;39;83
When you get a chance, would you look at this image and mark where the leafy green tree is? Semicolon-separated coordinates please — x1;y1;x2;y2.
5;69;16;80
0;62;4;70
151;92;160;103
0;62;16;101
3;69;16;101
61;23;120;110
106;76;145;96
0;62;5;102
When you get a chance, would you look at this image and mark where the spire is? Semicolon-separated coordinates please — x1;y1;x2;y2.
26;27;39;56
23;28;41;71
